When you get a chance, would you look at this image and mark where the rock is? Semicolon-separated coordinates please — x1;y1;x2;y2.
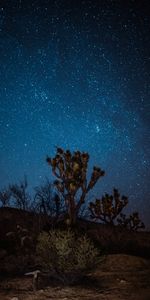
39;289;44;293
120;279;127;284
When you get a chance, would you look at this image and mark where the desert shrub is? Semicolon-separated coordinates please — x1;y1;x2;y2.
36;229;100;284
33;179;66;218
9;176;31;210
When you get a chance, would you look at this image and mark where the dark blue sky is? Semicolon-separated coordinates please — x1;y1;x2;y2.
0;0;150;227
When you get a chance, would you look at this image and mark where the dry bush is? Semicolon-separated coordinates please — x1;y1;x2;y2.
36;229;101;284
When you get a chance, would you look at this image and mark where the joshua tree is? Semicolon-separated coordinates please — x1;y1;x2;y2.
117;212;145;231
89;188;145;230
46;147;105;225
89;188;128;225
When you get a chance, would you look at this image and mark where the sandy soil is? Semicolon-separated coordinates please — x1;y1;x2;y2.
0;254;150;300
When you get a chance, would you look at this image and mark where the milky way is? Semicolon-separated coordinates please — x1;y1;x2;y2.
0;0;150;228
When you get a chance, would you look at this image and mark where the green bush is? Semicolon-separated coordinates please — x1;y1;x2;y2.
36;229;100;284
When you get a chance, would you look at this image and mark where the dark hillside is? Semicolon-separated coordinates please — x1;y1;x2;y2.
77;218;150;258
0;207;150;260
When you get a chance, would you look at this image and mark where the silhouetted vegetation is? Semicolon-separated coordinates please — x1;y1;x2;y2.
89;188;145;231
33;179;66;218
46;147;104;225
0;188;11;207
0;147;148;281
9;176;31;210
0;147;145;232
117;212;145;231
89;188;128;225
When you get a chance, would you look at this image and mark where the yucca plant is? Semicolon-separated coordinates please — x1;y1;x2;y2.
89;188;128;225
46;147;104;225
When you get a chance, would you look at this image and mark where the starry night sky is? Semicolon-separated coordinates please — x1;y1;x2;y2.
0;0;150;228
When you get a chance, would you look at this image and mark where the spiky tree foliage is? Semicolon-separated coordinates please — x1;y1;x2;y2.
89;188;128;225
117;212;145;231
0;189;11;207
46;147;105;225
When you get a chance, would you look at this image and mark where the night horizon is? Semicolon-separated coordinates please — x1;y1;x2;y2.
0;0;150;229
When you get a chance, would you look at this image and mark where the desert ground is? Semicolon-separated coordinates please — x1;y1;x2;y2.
0;254;150;300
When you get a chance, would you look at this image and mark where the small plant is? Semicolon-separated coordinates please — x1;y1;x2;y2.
46;147;104;224
36;229;100;284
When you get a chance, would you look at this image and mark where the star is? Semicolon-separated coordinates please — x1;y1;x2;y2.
95;125;100;133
